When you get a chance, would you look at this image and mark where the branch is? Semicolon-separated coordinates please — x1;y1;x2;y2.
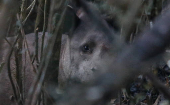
54;0;170;104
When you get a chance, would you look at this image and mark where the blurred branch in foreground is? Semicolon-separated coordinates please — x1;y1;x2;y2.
53;0;170;104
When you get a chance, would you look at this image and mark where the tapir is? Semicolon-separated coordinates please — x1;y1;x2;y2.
0;3;118;105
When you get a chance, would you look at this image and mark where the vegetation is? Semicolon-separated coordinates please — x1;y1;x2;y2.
0;0;170;105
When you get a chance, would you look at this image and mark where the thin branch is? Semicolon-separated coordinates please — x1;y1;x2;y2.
146;73;170;99
41;0;48;61
16;14;37;73
23;0;36;24
27;0;36;10
25;1;68;105
7;35;20;104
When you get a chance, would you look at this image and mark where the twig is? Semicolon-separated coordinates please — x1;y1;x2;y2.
41;0;48;61
35;28;39;65
16;14;37;73
25;1;68;104
27;0;36;10
22;0;36;24
4;38;12;47
146;73;170;99
7;35;20;104
153;95;161;105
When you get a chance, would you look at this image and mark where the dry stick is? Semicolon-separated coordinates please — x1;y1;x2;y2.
19;0;37;73
4;38;12;47
47;0;55;33
7;37;23;105
27;40;37;70
16;14;37;73
16;18;26;105
34;0;45;32
15;20;24;105
17;13;38;104
27;0;36;10
34;0;45;65
25;2;68;105
33;7;68;105
146;73;170;99
23;0;36;25
153;95;161;105
33;0;45;104
7;35;20;105
21;0;26;13
34;28;42;105
41;0;47;61
35;28;39;65
23;38;37;73
15;42;23;105
23;43;27;104
41;0;48;104
20;0;36;97
17;1;27;103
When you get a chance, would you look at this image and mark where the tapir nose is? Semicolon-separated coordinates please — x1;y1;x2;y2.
91;67;97;72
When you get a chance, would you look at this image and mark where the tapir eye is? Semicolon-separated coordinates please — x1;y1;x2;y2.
81;41;95;54
82;44;91;53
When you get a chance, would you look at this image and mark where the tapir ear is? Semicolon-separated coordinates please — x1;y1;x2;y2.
62;5;80;35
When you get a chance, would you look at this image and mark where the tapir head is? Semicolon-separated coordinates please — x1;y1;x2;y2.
59;2;120;87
